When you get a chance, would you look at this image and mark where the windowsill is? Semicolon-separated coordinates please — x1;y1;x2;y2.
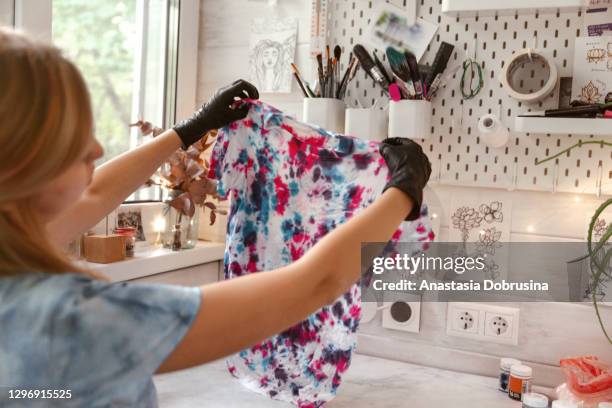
85;240;225;282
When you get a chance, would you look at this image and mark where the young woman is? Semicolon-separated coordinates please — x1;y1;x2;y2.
0;28;431;407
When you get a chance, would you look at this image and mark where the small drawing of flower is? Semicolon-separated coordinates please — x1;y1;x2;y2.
452;207;483;242
593;218;609;240
580;81;602;104
476;227;502;255
479;201;503;224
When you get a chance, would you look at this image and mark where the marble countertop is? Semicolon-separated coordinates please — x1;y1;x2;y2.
154;354;550;407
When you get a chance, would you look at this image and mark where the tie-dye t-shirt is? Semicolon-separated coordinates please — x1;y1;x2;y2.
209;100;434;407
0;272;200;407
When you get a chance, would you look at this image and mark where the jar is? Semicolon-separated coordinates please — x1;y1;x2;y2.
522;392;549;408
114;227;136;257
508;364;532;401
499;358;522;392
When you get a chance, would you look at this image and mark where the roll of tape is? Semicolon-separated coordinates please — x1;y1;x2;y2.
478;114;509;148
499;49;558;102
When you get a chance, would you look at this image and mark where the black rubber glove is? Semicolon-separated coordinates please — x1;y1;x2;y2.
379;137;432;221
173;79;259;149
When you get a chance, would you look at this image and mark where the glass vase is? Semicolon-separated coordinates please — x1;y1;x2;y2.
162;204;200;251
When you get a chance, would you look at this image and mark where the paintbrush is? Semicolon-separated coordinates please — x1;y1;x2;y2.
373;50;393;85
404;51;423;99
333;45;342;98
338;57;359;99
353;44;390;93
386;47;414;99
316;52;325;97
291;63;315;98
336;55;354;98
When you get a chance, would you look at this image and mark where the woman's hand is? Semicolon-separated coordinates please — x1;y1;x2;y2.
173;79;259;149
379;137;432;221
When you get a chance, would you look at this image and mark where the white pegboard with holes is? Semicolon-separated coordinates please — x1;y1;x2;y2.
328;0;612;195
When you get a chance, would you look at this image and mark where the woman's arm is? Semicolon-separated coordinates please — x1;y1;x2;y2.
157;187;413;373
48;80;259;246
47;130;182;246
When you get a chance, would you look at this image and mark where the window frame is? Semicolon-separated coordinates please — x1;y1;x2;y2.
10;0;200;203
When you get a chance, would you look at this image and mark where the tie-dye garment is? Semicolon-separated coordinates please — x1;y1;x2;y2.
0;272;200;407
209;100;434;407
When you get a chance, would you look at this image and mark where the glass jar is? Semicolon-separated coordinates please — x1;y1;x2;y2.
114;227;136;257
162;203;200;251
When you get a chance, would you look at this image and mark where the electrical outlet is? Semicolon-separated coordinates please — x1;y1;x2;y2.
446;303;520;345
382;301;420;333
483;306;520;345
446;303;481;339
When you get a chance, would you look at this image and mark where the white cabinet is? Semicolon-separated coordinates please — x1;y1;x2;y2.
130;261;220;287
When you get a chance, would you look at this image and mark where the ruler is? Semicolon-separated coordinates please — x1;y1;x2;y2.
310;0;329;57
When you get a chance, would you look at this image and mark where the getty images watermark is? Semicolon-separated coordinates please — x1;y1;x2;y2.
360;242;606;302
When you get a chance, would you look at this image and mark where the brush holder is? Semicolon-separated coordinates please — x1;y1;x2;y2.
345;107;388;141
388;100;432;139
303;98;345;133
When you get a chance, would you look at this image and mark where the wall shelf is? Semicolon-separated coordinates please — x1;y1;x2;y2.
441;0;586;17
514;116;612;136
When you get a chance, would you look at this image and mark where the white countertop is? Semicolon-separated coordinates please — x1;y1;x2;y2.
154;354;552;408
86;241;225;282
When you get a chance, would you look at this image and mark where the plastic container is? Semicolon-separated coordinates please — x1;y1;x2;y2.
113;227;136;257
500;358;522;392
522;392;549;408
509;364;533;401
303;98;345;133
388;99;432;139
345;107;388;141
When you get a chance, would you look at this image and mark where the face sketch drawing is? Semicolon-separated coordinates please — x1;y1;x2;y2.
252;39;285;92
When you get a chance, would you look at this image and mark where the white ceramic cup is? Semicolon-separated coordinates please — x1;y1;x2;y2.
303;98;346;133
388;100;432;139
345;108;388;141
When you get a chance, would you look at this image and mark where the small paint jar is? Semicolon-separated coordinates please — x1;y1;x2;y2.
508;364;532;401
114;227;136;257
499;358;521;392
522;392;548;408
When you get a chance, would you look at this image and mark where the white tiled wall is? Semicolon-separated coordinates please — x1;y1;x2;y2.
195;0;612;384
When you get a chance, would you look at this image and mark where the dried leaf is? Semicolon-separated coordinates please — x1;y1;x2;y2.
216;209;228;215
184;158;205;179
169;192;195;218
210;210;216;225
204;201;217;210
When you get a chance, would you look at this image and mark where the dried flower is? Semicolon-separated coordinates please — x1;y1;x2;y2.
130;121;224;226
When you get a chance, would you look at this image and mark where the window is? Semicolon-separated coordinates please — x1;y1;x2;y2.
0;1;13;26
4;0;199;202
52;0;170;165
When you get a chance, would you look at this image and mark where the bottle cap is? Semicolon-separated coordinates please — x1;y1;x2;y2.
522;393;548;408
551;401;578;408
510;364;532;377
500;357;521;370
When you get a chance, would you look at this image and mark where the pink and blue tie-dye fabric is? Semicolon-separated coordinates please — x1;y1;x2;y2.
208;100;433;407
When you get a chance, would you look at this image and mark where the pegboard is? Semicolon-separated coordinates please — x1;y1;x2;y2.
328;0;612;195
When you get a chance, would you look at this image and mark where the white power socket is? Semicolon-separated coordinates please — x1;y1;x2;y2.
446;303;520;345
382;301;421;333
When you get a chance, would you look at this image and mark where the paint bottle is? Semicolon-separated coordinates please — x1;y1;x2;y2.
522;392;549;408
499;358;521;392
508;364;532;401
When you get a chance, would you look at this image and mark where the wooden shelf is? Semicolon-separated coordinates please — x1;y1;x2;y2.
514;116;612;136
441;0;586;17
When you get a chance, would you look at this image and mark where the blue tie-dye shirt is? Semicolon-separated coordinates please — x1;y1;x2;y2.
0;272;201;407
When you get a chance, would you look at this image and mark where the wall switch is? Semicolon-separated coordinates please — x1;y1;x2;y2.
446;303;520;345
382;301;421;333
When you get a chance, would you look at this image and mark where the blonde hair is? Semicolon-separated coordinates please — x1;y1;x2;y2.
0;28;93;276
